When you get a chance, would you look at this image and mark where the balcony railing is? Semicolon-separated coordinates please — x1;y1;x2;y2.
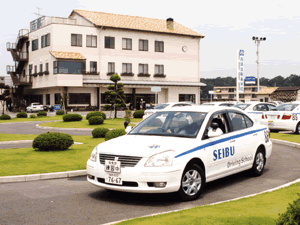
6;42;16;51
18;29;29;38
30;16;77;32
15;52;28;61
6;65;16;74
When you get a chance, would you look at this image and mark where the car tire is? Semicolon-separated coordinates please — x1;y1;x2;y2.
251;148;266;176
270;129;280;133
178;163;205;201
294;122;300;134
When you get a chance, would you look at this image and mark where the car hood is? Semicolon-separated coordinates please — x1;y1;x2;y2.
96;135;198;158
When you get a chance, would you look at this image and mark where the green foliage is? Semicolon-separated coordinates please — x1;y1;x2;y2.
86;111;106;120
0;114;11;120
17;112;28;118
116;98;122;103
92;127;109;138
105;129;126;141
37;111;47;116
56;110;65;115
125;110;132;118
110;100;115;104
111;92;117;96
88;116;104;125
133;110;144;118
276;193;300;225
122;95;126;99
63;114;83;122
104;91;111;95
107;85;115;90
32;132;74;151
103;105;110;110
117;89;124;94
110;74;121;82
30;114;36;118
115;104;121;108
124;116;130;123
117;83;123;88
121;103;126;107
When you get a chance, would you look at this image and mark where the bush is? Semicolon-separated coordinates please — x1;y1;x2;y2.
86;111;106;120
125;110;132;118
103;105;110;110
117;83;123;88
276;193;300;225
56;110;65;115
92;127;109;138
124;116;130;123
88;116;104;125
37;111;47;116
110;74;121;81
63;114;83;122
133;110;144;118
32;132;74;151
30;114;36;118
105;129;126;141
17;112;28;118
0;114;11;120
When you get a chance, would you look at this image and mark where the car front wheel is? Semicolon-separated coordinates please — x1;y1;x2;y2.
294;122;300;134
251;148;266;176
178;164;205;201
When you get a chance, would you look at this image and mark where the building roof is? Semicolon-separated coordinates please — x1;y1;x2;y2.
70;9;204;38
274;87;300;92
49;50;86;60
257;87;278;95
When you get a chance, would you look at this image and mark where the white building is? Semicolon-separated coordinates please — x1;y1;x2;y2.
6;9;205;110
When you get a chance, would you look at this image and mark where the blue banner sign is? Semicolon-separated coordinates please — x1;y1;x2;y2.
54;105;61;111
245;76;256;84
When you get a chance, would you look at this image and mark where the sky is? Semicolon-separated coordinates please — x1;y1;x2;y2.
0;0;299;80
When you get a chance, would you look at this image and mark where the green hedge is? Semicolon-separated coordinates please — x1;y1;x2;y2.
63;114;83;122
276;193;300;225
17;112;28;118
32;132;74;151
0;114;11;120
37;111;47;116
133;110;144;118
56;110;65;115
92;127;110;138
30;114;36;118
88;116;104;125
86;111;106;120
105;129;126;141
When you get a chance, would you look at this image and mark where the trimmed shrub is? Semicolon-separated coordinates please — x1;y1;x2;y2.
88;116;104;125
17;112;28;118
110;74;121;81
63;113;83;122
56;110;65;115
125;110;132;118
107;85;115;90
30;114;36;118
92;127;109;138
32;132;74;151
105;129;126;141
133;110;144;118
276;193;300;225
0;114;11;120
103;105;110;110
124;116;130;123
86;111;106;120
117;83;123;88
37;111;47;116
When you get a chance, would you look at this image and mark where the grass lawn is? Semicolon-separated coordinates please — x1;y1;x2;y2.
39;118;142;129
0;134;104;176
0;115;64;123
270;133;300;144
117;182;300;225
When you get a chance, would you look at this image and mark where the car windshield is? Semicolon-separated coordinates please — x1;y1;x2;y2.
129;111;207;138
271;104;299;111
154;104;169;109
233;104;251;110
202;103;215;106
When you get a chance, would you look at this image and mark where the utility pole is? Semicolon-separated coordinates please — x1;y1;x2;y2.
252;36;266;91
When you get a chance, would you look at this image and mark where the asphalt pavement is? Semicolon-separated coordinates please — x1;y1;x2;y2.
0;143;299;225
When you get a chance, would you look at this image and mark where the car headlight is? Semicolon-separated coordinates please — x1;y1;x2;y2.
145;150;174;167
89;146;98;162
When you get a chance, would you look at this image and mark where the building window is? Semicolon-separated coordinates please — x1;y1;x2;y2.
139;39;148;51
34;65;37;74
139;64;148;74
252;94;257;98
29;65;32;75
229;94;234;98
55;93;61;105
179;94;195;103
69;93;91;104
71;34;82;47
239;94;245;98
41;33;50;48
229;88;235;92
105;37;115;49
155;65;164;74
90;61;97;72
122;63;132;73
252;88;257;92
155;41;164;52
46;94;50;105
32;39;38;51
108;62;115;75
53;61;86;74
39;64;43;74
45;63;49;72
86;35;97;47
217;95;222;99
122;38;132;50
265;97;269;102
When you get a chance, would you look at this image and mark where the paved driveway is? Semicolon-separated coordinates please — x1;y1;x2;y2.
0;143;299;225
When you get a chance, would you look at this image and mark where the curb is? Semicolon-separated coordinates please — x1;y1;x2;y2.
36;124;94;131
0;120;61;125
271;138;300;148
0;140;83;145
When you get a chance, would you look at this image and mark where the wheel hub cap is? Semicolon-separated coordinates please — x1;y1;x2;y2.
182;170;201;196
256;152;264;172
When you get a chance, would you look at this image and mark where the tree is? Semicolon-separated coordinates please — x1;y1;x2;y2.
104;74;126;119
0;84;11;115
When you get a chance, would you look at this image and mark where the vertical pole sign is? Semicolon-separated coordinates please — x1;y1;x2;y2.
237;49;244;102
151;86;161;105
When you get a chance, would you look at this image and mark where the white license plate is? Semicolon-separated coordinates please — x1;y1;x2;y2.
105;173;122;185
268;121;274;126
105;160;121;173
269;115;276;120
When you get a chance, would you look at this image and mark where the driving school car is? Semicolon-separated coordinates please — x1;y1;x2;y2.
87;106;272;201
261;101;300;134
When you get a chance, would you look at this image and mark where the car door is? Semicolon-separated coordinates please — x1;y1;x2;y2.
251;104;268;122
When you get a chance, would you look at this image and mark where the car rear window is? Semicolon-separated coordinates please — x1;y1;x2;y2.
154;104;169;109
233;104;250;110
272;104;299;111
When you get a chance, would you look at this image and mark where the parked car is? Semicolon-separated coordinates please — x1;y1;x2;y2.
201;101;240;107
142;102;194;120
26;102;44;113
261;101;300;134
87;106;272;201
233;102;276;123
269;101;283;106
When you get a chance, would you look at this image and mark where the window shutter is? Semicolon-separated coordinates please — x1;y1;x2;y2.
128;63;132;72
92;36;97;47
155;65;158;74
145;64;148;74
128;39;132;49
122;39;127;49
47;34;50;46
139;64;143;73
139;40;143;50
71;34;76;46
77;34;82;46
145;40;148;51
112;63;115;72
155;41;158;52
87;35;91;47
110;37;115;48
122;63;126;73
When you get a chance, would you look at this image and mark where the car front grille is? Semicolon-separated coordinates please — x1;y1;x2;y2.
99;154;142;168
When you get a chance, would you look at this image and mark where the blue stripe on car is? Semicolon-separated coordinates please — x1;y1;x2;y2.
175;128;267;158
247;112;263;114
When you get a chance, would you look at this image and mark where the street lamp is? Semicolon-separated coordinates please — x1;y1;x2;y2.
252;36;266;91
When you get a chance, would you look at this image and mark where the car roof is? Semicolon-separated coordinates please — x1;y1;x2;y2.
161;105;244;113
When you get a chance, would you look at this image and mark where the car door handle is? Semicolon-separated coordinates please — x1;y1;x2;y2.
253;133;258;136
230;140;235;143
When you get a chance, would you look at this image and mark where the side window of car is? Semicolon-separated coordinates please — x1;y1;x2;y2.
172;104;181;107
209;113;230;134
244;115;253;128
267;104;276;110
253;104;268;111
228;112;248;131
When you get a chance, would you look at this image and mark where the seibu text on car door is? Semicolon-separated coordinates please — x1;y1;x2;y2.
87;106;272;201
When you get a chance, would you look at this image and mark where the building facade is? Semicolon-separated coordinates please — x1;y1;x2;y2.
6;10;205;110
270;87;300;102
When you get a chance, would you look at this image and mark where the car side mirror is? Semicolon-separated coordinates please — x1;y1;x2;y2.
125;126;132;134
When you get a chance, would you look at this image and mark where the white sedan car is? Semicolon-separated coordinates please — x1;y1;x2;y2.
26;102;44;113
87;106;272;201
142;102;193;120
261;101;300;134
201;101;239;107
